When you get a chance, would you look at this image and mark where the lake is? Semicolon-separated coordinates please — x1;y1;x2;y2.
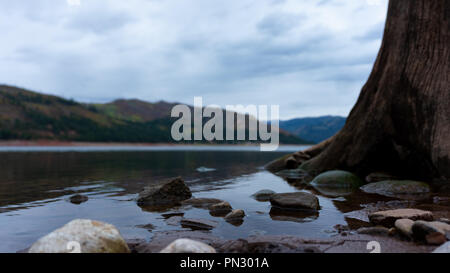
0;145;351;253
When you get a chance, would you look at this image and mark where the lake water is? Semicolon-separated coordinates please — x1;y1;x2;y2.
0;145;352;253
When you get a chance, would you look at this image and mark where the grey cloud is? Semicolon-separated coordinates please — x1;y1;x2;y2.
0;0;388;119
257;13;303;36
64;10;134;34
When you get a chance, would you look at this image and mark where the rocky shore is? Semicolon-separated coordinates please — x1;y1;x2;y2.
25;170;450;253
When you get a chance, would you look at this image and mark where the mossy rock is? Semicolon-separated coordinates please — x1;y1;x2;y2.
360;180;431;198
311;170;363;189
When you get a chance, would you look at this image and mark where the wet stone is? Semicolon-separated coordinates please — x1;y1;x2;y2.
69;194;88;204
180;218;218;231
368;209;433;227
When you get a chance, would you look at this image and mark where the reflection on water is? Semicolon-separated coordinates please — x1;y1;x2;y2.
0;145;355;253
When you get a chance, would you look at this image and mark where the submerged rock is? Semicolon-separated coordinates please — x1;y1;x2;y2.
28;219;130;253
311;170;363;189
137;177;192;206
360;180;430;199
269;207;319;223
165;216;184;226
181;198;224;208
180;218;218;230
69;194;88;205
369;209;433;227
270;192;320;211
209;202;233;216
251;190;276;202
136;223;155;231
160;239;216;253
275;169;309;180
312;186;355;198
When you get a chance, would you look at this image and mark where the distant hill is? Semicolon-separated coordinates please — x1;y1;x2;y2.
279;116;346;144
0;85;308;144
94;99;178;122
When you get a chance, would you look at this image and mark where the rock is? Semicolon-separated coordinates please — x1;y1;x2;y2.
270;192;320;211
357;227;390;236
28;219;130;253
137;177;192;206
389;227;397;236
334;224;350;234
209;202;233;216
181;198;224;208
224;209;245;220
311;170;363;189
414;220;450;234
369;209;433;227
365;172;398;183
270;207;319;223
284;156;299;169
395;219;415;238
161;212;184;219
312;186;355;198
433;242;450;253
165;216;184;226
160;239;216;253
224;209;246;226
136;223;155;231
412;220;450;244
425;233;447;245
251;190;276;202
361;180;430;199
180;218;218;230
69;194;88;204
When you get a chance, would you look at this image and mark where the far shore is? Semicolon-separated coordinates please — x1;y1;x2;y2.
0;140;310;147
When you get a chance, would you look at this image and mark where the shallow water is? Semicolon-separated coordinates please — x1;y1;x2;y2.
2;145;443;253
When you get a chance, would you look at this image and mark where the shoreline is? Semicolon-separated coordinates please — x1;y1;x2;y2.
0;140;311;147
126;231;438;253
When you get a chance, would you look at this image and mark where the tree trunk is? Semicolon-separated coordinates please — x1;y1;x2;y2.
303;0;450;182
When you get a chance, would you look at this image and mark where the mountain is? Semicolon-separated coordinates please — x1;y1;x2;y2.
94;99;178;122
279;116;346;144
0;85;308;144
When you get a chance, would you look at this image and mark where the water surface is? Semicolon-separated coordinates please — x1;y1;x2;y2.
0;145;352;253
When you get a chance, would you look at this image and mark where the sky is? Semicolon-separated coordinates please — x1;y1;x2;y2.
0;0;388;120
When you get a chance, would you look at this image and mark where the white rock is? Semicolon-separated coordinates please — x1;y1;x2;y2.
433;242;450;253
160;239;216;253
368;208;433;227
28;219;130;253
395;219;415;237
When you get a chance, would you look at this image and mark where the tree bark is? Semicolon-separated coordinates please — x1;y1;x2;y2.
303;0;450;182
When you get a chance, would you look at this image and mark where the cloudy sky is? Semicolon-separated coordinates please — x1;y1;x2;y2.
0;0;388;119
